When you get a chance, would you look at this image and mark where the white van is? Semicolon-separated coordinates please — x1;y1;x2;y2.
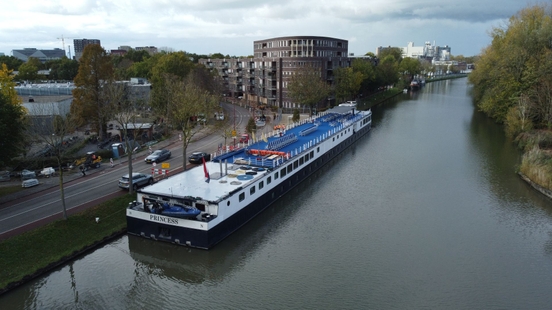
22;179;39;188
40;167;55;177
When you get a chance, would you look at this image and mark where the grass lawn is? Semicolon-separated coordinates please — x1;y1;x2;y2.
0;194;135;293
0;185;25;197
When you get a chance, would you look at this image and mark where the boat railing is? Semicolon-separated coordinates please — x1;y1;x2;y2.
267;133;298;151
299;124;318;136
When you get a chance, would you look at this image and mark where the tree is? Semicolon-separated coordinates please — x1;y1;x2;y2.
0;63;27;164
71;44;115;140
150;52;195;131
378;47;403;63
351;58;377;96
17;61;39;82
125;49;151;63
47;57;79;81
25;104;78;220
0;92;26;168
505;93;534;138
103;81;148;194
399;58;422;78
287;64;330;114
246;117;256;135
0;64;22;107
0;55;24;71
292;109;300;123
334;67;363;103
469;4;552;125
165;73;219;170
375;55;400;88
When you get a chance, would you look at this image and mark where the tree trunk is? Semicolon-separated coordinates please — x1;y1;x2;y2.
57;158;68;220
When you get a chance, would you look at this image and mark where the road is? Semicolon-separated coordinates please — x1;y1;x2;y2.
0;103;255;239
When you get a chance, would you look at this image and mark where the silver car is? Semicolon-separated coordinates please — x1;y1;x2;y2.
118;173;154;191
144;149;171;164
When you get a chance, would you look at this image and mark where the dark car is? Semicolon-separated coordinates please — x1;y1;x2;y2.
145;149;171;164
118;173;154;191
188;152;211;164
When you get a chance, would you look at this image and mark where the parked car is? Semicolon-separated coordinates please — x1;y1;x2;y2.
118;173;154;191
239;134;250;144
0;171;10;182
22;178;39;188
21;169;36;180
188;152;211;164
145;149;171;164
40;167;55;178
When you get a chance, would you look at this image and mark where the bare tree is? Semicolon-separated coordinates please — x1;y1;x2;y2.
165;74;219;170
103;81;150;194
25;103;78;220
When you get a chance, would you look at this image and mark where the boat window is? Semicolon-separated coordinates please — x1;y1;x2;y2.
227;201;230;206
195;202;206;212
310;151;314;157
281;168;287;177
239;192;245;202
294;160;298;169
274;172;278;179
267;176;272;184
299;157;304;165
250;187;256;195
316;147;319;153
287;165;292;173
259;181;264;189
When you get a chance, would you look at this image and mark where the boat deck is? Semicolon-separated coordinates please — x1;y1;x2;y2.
140;106;366;202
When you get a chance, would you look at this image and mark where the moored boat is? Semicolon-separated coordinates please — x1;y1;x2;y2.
126;105;372;249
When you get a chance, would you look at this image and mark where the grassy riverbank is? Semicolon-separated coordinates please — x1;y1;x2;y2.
0;194;135;294
516;131;552;194
0;185;25;197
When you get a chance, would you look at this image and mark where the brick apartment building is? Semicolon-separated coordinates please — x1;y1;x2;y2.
200;36;369;110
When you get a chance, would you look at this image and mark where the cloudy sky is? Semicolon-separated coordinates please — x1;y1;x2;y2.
0;0;533;58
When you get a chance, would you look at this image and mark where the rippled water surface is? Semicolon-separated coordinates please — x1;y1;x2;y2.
3;78;552;310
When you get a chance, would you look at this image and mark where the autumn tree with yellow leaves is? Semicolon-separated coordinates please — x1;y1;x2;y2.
0;64;26;168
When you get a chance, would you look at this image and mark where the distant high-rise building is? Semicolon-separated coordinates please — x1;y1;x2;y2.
73;39;101;60
11;48;66;63
400;41;451;62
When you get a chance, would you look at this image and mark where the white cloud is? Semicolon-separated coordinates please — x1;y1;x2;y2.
0;0;533;57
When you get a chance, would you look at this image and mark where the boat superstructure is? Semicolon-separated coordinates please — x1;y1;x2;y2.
126;106;372;249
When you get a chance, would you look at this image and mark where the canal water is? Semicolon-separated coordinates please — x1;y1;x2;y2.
2;78;552;309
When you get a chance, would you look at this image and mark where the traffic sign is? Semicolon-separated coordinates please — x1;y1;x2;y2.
161;163;170;169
